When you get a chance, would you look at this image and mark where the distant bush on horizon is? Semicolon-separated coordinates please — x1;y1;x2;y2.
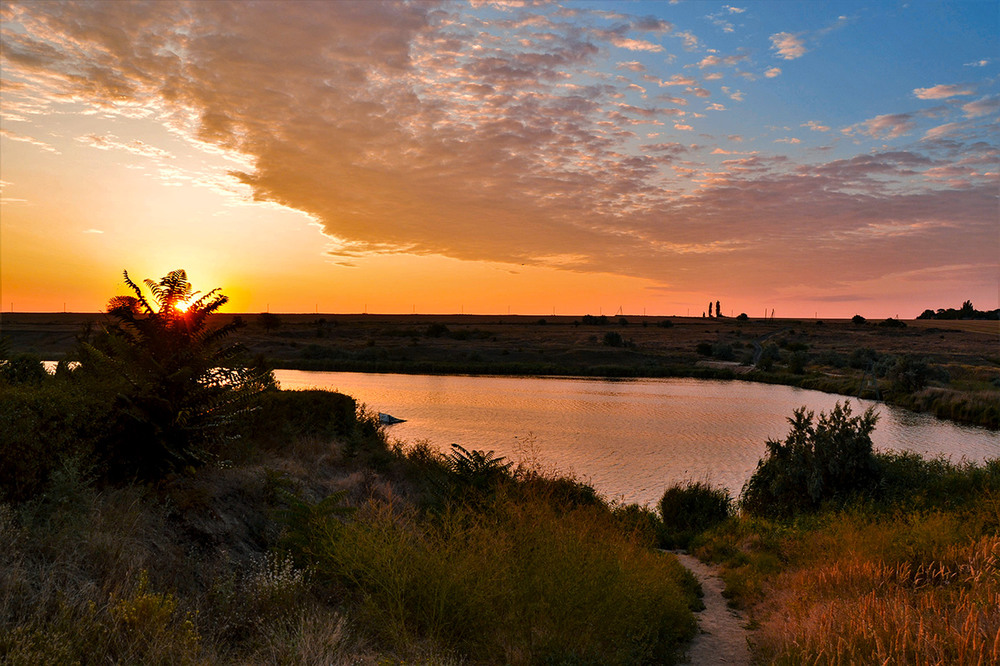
917;300;999;321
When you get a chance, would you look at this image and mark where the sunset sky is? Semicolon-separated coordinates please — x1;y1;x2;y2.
2;0;997;318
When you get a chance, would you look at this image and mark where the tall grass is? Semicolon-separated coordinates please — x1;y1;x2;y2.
695;454;1000;665
287;477;699;664
756;516;1000;665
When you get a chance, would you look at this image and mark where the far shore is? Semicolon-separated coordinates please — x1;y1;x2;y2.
4;312;998;428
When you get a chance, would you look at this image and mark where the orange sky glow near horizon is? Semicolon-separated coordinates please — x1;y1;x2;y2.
1;1;997;319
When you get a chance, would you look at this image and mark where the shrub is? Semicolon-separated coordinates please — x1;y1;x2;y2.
711;342;735;361
657;319;674;328
695;341;713;356
257;312;282;331
77;269;275;480
0;353;49;385
885;355;931;394
442;444;514;505
659;480;732;548
851;314;866;325
787;350;809;374
736;313;749;321
741;402;880;517
236;390;357;453
848;347;879;369
0;381;112;501
603;331;625;347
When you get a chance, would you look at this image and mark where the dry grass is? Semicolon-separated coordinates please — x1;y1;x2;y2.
0;453;368;664
694;452;1000;665
759;534;1000;665
908;319;999;335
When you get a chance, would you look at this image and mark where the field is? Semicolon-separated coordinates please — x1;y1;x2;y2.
3;311;996;372
4;312;997;426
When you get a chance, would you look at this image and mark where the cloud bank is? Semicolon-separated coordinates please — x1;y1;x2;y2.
1;0;996;302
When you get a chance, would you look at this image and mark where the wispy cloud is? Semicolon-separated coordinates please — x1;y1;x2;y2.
76;134;173;159
0;128;60;153
610;37;664;52
770;32;806;59
913;84;975;100
847;113;916;139
962;96;1000;118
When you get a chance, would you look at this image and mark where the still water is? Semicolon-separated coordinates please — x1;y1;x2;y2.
275;370;999;507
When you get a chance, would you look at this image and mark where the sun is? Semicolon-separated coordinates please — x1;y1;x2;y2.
172;296;196;313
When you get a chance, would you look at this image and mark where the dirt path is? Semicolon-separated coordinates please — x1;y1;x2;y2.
673;552;751;665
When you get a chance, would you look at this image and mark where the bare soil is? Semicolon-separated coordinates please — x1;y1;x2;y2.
673;552;751;666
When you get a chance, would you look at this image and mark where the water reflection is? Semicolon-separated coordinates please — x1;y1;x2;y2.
275;371;999;507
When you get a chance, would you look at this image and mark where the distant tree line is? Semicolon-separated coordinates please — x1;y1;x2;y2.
917;300;999;321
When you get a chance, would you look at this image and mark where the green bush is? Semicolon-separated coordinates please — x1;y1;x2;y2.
741;402;880;517
787;350;809;374
885;355;931;394
659;480;732;548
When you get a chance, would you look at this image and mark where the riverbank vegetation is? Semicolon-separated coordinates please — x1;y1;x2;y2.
5;310;997;428
685;403;1000;664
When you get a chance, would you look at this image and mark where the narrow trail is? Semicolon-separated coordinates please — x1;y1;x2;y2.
672;552;752;666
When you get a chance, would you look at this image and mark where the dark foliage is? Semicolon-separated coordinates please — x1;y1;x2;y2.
711;342;735;361
424;323;450;338
787;350;809;375
659;480;732;548
0;353;49;385
917;300;1000;320
741;402;880;517
78;269;275;480
257;312;282;331
603;331;625;347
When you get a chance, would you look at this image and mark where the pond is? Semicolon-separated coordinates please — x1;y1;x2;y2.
274;370;999;507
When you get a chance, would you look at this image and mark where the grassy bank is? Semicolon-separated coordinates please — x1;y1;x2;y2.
0;380;700;664
689;439;1000;664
